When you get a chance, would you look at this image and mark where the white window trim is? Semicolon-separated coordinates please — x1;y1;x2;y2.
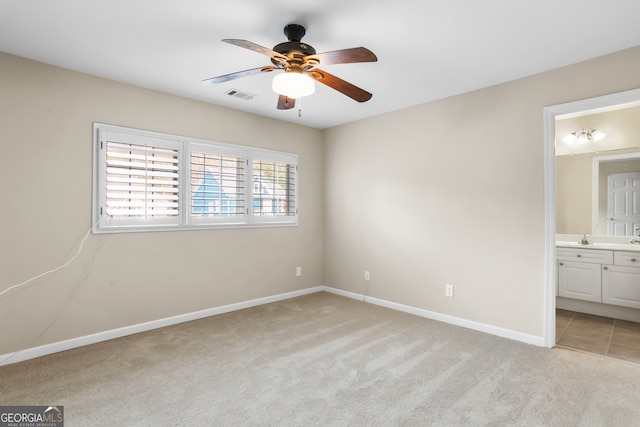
92;123;298;234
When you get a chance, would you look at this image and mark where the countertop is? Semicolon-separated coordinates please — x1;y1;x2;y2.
556;240;640;252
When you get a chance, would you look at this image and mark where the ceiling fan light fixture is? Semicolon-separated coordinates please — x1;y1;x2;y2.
272;72;315;99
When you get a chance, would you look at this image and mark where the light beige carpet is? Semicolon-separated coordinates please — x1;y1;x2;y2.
1;291;640;426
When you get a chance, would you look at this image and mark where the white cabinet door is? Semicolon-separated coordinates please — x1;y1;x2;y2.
602;265;640;309
558;261;602;302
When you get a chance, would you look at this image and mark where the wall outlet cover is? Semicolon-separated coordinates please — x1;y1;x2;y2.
445;284;454;297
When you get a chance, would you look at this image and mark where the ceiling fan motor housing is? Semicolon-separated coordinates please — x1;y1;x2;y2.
273;24;316;58
273;41;316;56
284;24;306;42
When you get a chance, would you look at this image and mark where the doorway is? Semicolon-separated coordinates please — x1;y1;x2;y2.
543;88;640;350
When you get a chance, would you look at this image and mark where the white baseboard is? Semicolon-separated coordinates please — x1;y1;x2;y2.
0;286;324;367
321;286;545;347
557;297;640;323
1;285;544;366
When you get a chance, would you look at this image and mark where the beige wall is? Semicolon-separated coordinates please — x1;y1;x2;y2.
0;53;324;355
556;154;593;234
323;46;640;337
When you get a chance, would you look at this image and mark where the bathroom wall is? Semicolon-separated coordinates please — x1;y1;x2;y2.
556;105;640;235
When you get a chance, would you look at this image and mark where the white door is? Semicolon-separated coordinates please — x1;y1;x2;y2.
607;172;640;236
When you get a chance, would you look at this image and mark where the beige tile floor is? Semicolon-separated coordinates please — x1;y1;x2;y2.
556;309;640;364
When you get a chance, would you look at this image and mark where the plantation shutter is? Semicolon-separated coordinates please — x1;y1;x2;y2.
101;131;181;225
252;158;297;217
190;150;246;220
94;123;298;233
105;141;180;218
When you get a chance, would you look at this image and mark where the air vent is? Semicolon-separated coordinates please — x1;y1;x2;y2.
225;89;256;101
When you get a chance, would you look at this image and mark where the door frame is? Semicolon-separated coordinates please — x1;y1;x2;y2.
543;88;640;348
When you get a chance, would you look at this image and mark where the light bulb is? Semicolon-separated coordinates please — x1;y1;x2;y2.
577;133;589;144
562;133;577;144
592;130;606;141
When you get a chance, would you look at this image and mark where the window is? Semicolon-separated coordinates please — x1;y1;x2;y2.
188;143;248;226
93;123;298;233
252;159;296;218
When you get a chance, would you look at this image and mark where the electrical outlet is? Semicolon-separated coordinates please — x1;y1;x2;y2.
364;270;370;281
296;266;302;277
445;284;454;298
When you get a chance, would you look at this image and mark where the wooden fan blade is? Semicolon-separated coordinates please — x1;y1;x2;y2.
309;69;373;102
277;95;296;110
306;47;377;65
202;66;276;85
222;39;288;61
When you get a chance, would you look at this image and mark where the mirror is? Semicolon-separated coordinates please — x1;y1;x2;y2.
556;105;640;236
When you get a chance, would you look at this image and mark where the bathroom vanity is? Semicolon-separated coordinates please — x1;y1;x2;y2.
556;235;640;321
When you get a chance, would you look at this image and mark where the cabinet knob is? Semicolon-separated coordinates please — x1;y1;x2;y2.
559;262;564;266
603;266;609;270
577;254;582;258
631;258;637;262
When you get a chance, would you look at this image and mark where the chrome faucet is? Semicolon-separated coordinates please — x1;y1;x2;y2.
581;233;590;245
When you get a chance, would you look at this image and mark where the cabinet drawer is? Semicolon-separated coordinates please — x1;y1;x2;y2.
556;248;613;264
614;251;640;267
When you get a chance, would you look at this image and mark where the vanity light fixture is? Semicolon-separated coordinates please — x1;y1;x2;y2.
562;128;606;144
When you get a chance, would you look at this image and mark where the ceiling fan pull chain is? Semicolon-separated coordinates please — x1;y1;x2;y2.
298;97;302;117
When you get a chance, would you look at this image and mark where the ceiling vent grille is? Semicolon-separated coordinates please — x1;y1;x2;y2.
225;89;256;101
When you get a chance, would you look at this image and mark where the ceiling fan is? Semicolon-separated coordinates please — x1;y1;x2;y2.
202;24;377;110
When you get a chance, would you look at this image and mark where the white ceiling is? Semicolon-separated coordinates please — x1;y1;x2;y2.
2;0;640;129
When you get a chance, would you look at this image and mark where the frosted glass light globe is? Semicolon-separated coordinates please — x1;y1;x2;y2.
272;72;315;99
